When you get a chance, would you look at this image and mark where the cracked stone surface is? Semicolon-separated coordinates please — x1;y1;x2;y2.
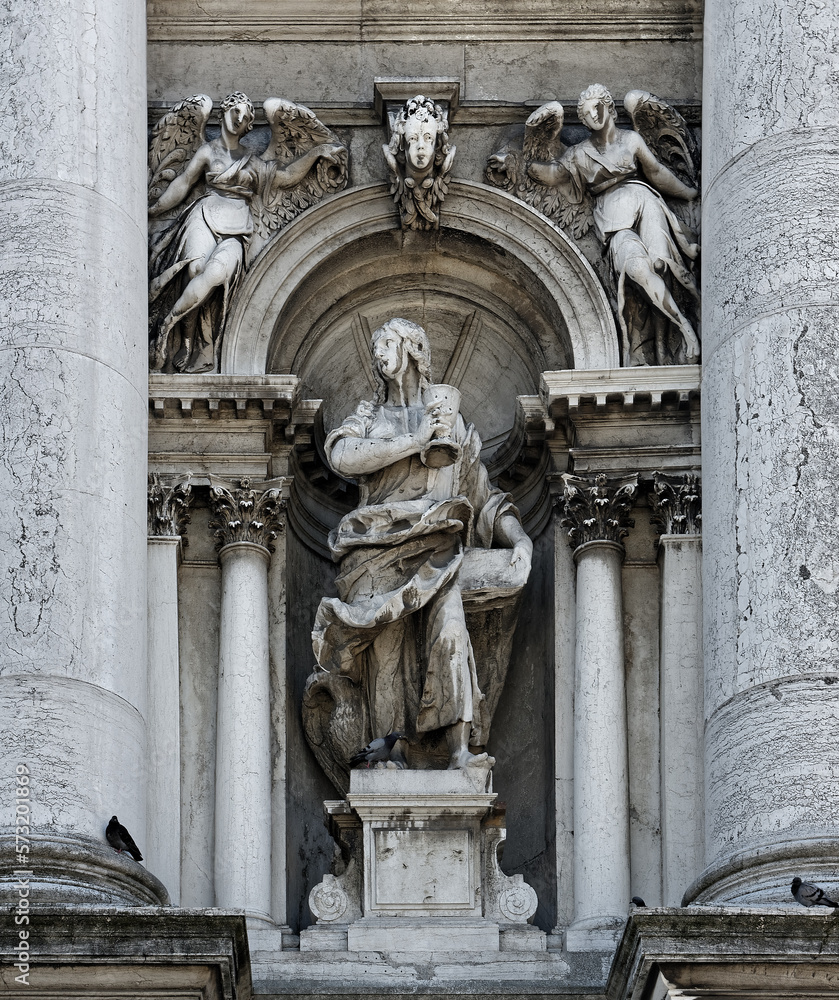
701;0;839;899
0;0;150;887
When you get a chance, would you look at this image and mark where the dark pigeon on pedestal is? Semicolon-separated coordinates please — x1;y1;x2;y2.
349;732;405;769
106;815;144;862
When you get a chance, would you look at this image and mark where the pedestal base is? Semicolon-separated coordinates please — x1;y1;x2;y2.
307;769;543;952
348;916;500;952
564;915;625;953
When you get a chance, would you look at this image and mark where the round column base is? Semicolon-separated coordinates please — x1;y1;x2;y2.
683;837;839;906
0;834;170;906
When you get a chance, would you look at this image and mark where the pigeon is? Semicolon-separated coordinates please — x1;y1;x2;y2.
349;732;405;769
791;877;839;908
106;816;143;862
631;896;647;907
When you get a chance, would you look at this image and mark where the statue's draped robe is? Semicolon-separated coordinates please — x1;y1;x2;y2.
562;138;699;362
150;149;262;370
312;401;518;746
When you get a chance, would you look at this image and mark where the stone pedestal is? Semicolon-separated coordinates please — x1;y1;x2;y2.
302;770;542;953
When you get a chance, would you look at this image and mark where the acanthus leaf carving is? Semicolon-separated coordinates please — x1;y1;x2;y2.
559;472;638;549
649;471;702;536
147;474;193;539
148;92;348;375
208;478;286;552
383;95;456;231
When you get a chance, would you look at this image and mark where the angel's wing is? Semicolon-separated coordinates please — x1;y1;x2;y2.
148;94;213;203
523;101;566;162
252;98;348;253
262;97;337;165
624;90;699;188
625;90;700;232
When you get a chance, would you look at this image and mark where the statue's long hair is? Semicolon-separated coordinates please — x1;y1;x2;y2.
371;318;433;405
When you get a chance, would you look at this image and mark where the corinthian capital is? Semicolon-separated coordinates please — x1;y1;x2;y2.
209;478;286;552
559;473;638;549
148;474;192;538
649;472;702;536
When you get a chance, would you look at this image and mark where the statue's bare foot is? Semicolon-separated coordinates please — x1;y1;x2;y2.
448;748;495;770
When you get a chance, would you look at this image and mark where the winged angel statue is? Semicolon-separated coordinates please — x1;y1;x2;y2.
486;86;701;367
148;92;347;373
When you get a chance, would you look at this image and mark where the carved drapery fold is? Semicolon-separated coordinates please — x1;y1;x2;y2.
147;475;193;538
559;473;638;549
209;478;286;551
649;472;702;536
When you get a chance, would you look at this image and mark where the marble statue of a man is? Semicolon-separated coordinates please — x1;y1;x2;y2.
308;318;532;780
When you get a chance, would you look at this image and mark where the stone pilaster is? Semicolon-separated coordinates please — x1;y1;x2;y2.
560;473;637;951
209;480;285;922
698;0;839;901
146;476;193;905
650;473;703;906
0;0;161;903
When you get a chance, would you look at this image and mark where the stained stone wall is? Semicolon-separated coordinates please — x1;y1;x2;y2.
144;0;706;951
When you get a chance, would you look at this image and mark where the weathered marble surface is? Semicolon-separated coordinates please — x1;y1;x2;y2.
304;319;532;789
0;0;150;902
699;0;839;900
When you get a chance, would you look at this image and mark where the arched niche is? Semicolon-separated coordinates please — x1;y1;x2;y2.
223;180;617;540
223;182;617;438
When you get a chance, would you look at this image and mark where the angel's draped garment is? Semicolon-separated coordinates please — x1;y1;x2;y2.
561;137;698;352
311;399;519;745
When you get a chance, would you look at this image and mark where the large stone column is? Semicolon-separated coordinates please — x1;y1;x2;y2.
0;0;162;903
209;479;284;923
147;477;192;905
650;473;703;907
697;0;839;901
561;474;637;951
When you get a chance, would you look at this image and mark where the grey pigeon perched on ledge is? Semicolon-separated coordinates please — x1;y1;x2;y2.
791;877;838;908
349;732;405;769
106;816;143;862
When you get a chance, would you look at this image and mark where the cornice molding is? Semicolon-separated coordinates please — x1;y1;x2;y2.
148;0;703;43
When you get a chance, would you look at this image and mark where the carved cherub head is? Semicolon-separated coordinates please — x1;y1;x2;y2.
389;96;451;182
371;318;432;404
220;91;255;138
577;84;617;133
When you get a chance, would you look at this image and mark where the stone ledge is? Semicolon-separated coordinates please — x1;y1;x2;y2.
608;906;839;1000
0;908;251;1000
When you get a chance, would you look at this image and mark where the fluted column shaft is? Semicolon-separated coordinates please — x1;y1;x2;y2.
561;474;636;952
146;478;192;905
0;0;157;902
651;474;703;906
210;480;284;920
698;0;839;901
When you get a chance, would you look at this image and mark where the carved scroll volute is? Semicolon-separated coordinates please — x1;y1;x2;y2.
559;473;638;550
208;478;286;552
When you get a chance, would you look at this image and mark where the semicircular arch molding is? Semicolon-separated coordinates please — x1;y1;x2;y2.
222;180;618;382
